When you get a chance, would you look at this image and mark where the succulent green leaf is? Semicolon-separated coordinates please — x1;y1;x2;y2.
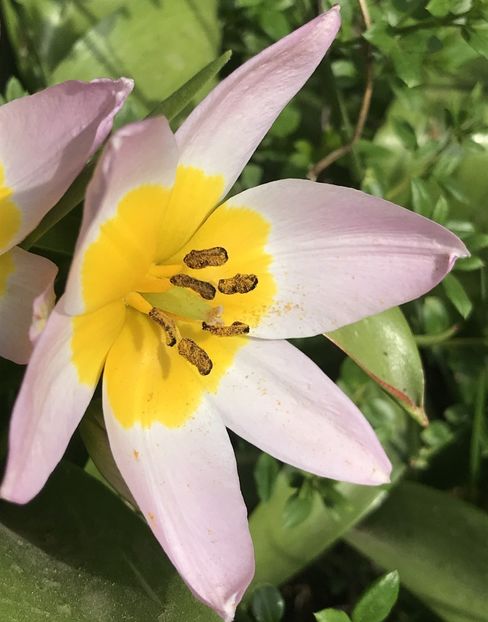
325;308;426;425
0;461;219;621
345;482;488;622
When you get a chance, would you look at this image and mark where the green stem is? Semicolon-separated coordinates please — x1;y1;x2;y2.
469;369;487;498
322;61;364;181
414;325;459;347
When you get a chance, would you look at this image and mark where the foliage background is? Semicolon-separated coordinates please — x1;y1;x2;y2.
0;1;487;621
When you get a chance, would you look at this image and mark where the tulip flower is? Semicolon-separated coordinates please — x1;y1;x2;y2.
1;8;467;621
0;78;133;363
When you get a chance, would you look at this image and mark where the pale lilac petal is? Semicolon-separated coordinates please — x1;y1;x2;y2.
217;339;391;485
63;117;179;315
0;247;57;364
223;179;468;338
0;299;125;504
176;7;340;198
103;386;254;621
0;78;133;253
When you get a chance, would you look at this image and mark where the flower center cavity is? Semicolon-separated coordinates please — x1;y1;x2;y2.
125;246;258;376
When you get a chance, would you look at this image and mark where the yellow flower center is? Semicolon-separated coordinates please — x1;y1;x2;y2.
125;246;259;375
72;166;276;428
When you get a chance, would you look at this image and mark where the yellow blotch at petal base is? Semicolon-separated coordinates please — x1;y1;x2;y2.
104;310;249;428
81;185;170;313
167;204;277;329
0;164;21;251
0;250;15;297
71;300;126;386
156;166;224;261
105;204;277;430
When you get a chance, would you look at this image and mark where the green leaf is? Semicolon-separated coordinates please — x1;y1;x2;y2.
410;178;433;217
250;584;285;622
442;273;473;318
453;256;484;271
426;0;451;17
352;571;400;622
43;0;220;117
326;308;427;426
254;453;280;503
463;25;488;60
315;609;352;622
345;482;488;622
421;296;450;334
5;76;26;101
249;472;398;589
0;461;219;622
282;488;314;529
148;51;232;121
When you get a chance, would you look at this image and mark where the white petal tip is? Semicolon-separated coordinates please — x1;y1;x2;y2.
218;600;237;622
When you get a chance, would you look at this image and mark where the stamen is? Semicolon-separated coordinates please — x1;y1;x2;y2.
202;321;250;336
170;274;216;300
148;307;179;347
183;247;228;269
178;338;213;375
218;273;258;295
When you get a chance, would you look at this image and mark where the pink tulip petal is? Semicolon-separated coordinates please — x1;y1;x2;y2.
176;7;340;199
63;117;179;315
0;78;133;253
0;299;125;504
0;247;57;364
103;385;254;622
218;338;391;485
221;179;468;338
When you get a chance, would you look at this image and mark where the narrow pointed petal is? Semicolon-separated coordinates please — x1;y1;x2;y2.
212;179;467;338
63;117;178;315
0;78;133;253
0;247;57;364
103;376;254;620
0;300;125;504
176;8;340;201
218;338;391;485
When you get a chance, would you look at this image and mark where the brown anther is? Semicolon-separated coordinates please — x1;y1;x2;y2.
170;274;216;300
218;273;258;295
183;247;228;269
178;338;213;376
149;307;178;347
202;321;250;336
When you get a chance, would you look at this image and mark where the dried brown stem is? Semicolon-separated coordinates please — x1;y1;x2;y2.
308;0;373;181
